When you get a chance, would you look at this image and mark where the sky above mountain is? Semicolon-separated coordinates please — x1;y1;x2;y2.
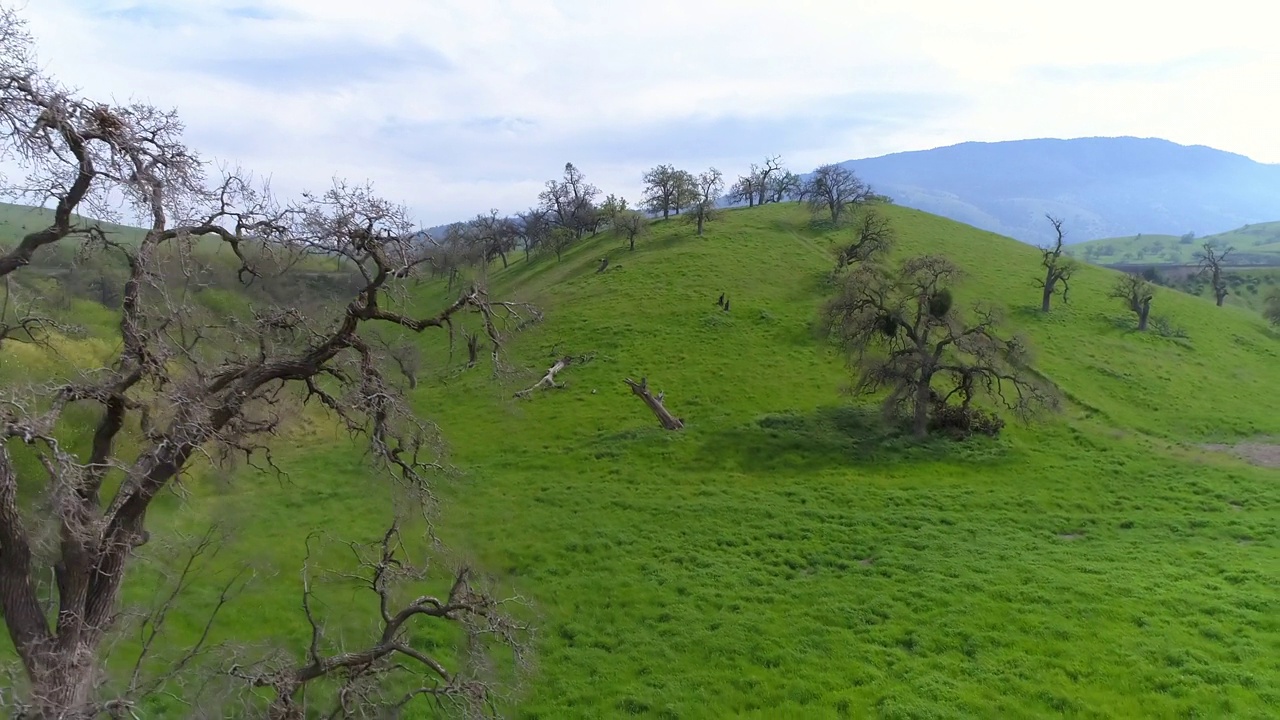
20;0;1280;226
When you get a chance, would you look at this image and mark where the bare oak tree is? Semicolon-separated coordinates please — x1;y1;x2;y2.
1036;214;1077;312
538;162;599;239
641;164;680;220
689;169;724;237
727;174;759;208
833;208;895;273
823;255;1055;438
1195;242;1233;307
515;208;550;262
613;210;649;251
1265;288;1280;327
802;164;871;225
1110;273;1155;331
671;170;698;217
751;155;784;206
767;170;802;204
0;11;531;717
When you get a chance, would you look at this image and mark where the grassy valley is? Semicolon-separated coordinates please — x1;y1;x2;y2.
28;201;1275;718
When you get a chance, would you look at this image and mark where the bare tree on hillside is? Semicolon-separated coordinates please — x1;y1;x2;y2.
0;10;531;717
729;156;784;209
1110;273;1155;331
641;164;680;220
672;170;698;216
1195;242;1233;307
767;170;802;203
802;164;872;225
1036;215;1078;312
728;173;759;208
833;208;895;272
599;193;627;229
689;168;724;237
751;155;784;206
614;209;649;251
468;209;518;269
516;207;551;262
1265;288;1280;327
538;162;599;239
823;254;1056;438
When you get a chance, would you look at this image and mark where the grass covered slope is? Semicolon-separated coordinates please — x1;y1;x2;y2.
4;203;1277;718
406;203;1279;717
1070;220;1280;266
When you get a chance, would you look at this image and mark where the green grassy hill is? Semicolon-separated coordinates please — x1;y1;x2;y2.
1070;221;1280;266
1172;267;1280;313
4;202;1279;718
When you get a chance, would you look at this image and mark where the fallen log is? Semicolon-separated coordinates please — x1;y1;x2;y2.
514;356;574;399
624;377;684;430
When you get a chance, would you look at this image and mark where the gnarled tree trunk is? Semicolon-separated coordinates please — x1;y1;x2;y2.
1137;299;1151;331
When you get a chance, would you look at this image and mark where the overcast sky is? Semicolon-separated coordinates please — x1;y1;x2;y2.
18;0;1280;226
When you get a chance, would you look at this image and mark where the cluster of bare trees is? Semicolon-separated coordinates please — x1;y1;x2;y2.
642;158;884;236
727;156;801;208
0;7;531;717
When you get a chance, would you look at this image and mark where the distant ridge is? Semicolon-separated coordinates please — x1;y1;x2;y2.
837;137;1280;246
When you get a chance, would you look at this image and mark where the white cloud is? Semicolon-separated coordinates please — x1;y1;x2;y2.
15;0;1280;225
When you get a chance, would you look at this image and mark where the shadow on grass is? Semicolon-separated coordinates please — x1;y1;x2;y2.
691;405;1007;475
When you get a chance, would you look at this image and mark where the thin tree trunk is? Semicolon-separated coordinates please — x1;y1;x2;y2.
1137;301;1151;331
1041;278;1054;313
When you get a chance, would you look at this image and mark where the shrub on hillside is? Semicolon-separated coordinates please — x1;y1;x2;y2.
1265;289;1280;327
927;401;1006;439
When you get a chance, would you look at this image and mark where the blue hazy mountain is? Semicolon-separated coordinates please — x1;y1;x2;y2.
838;137;1280;245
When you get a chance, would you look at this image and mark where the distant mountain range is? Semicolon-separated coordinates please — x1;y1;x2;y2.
838;137;1280;246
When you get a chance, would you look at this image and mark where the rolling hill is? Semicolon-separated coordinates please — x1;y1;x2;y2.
1069;220;1280;266
3;202;1278;717
838;137;1280;247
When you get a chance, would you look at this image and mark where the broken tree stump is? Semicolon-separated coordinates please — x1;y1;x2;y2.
596;257;610;273
514;356;574;399
624;377;684;430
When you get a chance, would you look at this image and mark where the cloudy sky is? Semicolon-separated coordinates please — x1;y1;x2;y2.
18;0;1280;226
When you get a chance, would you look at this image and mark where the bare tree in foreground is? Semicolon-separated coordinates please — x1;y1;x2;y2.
1036;215;1077;313
230;524;527;719
1195;242;1233;307
823;255;1056;438
1110;273;1155;331
0;9;531;717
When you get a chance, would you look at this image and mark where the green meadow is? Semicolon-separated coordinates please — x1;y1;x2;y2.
3;202;1279;718
1070;220;1280;267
